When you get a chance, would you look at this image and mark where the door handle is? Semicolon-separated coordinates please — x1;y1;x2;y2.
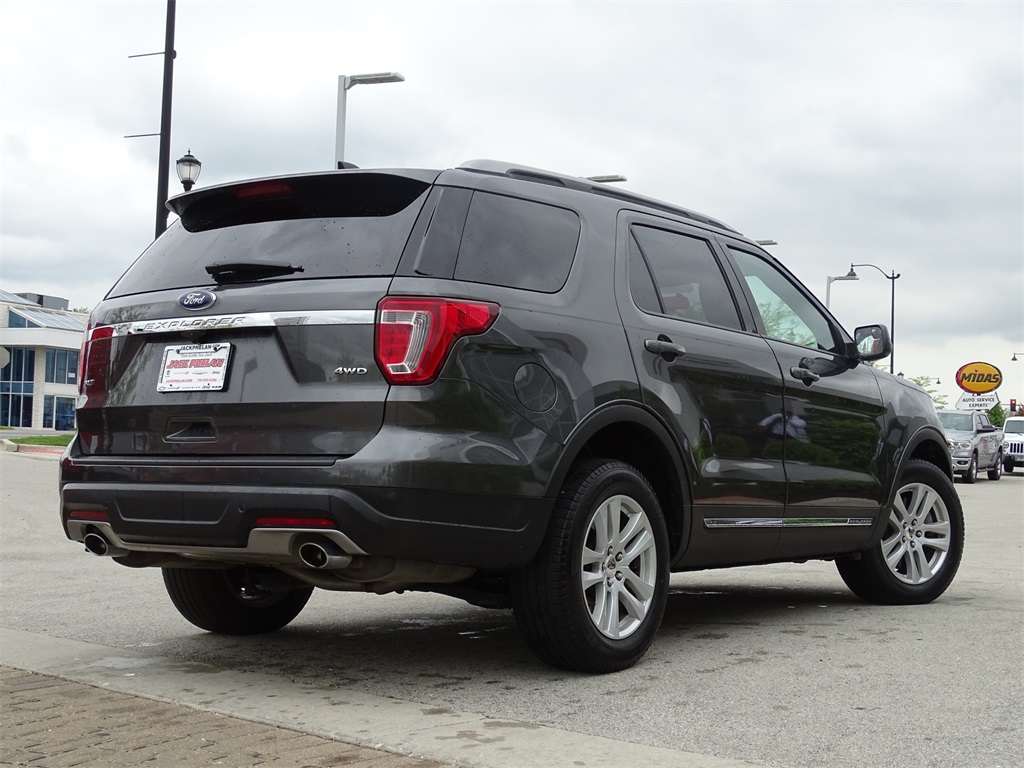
789;366;820;386
645;339;687;361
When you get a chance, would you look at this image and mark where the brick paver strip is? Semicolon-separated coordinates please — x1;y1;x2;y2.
0;667;449;768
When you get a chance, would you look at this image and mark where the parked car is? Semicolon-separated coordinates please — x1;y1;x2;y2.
60;160;963;672
936;409;1004;482
1002;416;1024;473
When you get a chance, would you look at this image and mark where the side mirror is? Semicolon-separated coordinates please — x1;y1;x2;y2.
852;324;893;362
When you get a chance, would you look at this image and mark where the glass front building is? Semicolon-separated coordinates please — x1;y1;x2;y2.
0;289;85;430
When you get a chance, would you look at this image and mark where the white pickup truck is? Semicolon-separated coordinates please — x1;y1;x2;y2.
1002;416;1024;473
936;410;1004;483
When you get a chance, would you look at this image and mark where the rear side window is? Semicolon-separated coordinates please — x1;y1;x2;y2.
454;192;580;293
107;173;431;298
630;226;743;331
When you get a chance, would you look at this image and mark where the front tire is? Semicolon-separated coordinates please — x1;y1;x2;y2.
988;453;1003;481
963;455;977;484
163;567;313;634
511;460;670;673
837;459;963;604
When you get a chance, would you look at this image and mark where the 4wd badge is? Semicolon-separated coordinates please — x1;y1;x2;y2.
177;290;217;311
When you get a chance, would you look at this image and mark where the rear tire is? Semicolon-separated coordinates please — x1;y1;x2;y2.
511;460;669;673
837;459;963;605
163;567;312;634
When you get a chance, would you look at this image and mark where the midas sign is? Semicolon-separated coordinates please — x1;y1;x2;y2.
955;361;1002;394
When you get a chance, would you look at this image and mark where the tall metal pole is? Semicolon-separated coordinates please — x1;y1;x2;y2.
889;271;897;375
154;0;176;239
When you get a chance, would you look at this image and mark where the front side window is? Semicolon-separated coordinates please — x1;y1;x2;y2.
629;226;742;330
729;248;838;352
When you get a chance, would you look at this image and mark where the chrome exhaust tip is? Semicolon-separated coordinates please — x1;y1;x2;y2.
83;531;128;558
298;540;353;570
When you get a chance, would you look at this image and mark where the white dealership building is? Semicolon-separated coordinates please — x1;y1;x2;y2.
0;289;86;430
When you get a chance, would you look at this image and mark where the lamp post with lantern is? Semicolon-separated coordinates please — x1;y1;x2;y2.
176;151;201;192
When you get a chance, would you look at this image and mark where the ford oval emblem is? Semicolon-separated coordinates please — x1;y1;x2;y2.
177;290;217;311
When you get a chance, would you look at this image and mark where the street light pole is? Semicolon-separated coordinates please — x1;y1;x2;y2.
154;0;176;239
825;268;859;308
850;263;901;374
335;72;404;169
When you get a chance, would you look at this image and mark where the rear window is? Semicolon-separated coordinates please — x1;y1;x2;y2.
108;173;431;298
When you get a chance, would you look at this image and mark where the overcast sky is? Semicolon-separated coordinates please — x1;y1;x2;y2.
1;1;1022;404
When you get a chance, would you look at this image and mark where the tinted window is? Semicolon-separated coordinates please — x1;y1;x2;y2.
628;235;661;314
630;226;742;330
108;174;431;298
454;193;580;293
729;248;838;352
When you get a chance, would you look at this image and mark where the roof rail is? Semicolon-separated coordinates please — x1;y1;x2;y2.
456;159;738;233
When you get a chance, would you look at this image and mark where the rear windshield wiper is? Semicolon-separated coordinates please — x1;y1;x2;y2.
205;261;304;284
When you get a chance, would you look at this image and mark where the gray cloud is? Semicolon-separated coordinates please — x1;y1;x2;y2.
1;0;1021;401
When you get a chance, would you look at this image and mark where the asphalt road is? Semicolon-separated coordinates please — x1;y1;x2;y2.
1;449;1021;768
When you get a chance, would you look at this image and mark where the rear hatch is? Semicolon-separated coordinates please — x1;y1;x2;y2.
76;170;438;457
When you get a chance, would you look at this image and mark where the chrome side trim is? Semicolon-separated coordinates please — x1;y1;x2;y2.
109;310;376;337
704;517;874;529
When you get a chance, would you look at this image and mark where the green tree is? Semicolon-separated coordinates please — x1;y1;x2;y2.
908;376;949;409
988;403;1007;428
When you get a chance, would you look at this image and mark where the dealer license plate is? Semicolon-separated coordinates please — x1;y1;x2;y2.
157;343;232;392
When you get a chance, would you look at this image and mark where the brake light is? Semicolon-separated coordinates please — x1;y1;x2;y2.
234;181;294;201
77;321;114;395
254;517;335;528
68;510;109;521
375;297;499;385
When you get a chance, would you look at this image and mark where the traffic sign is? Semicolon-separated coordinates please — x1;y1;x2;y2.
955;391;1000;411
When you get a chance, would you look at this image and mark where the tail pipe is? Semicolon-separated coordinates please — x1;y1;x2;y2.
298;540;353;570
83;531;129;558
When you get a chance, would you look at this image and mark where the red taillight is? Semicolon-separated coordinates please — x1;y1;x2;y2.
68;510;109;521
77;321;114;396
375;297;499;385
254;517;335;528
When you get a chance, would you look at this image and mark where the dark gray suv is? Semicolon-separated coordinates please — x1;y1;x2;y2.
61;160;963;672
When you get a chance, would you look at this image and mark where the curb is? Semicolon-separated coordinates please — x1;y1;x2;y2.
1;439;64;456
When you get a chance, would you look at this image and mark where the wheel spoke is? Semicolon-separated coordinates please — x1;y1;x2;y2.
581;546;605;568
621;568;655;602
621;528;655;566
592;584;620;637
884;538;909;571
888;505;908;529
618;582;648;622
592;505;612;553
922;536;950;554
907;485;939;520
907;547;933;583
921;519;950;539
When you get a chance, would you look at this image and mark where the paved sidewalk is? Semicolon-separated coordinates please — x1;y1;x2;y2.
0;667;449;768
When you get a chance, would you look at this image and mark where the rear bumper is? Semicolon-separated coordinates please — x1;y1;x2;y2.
60;475;552;571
